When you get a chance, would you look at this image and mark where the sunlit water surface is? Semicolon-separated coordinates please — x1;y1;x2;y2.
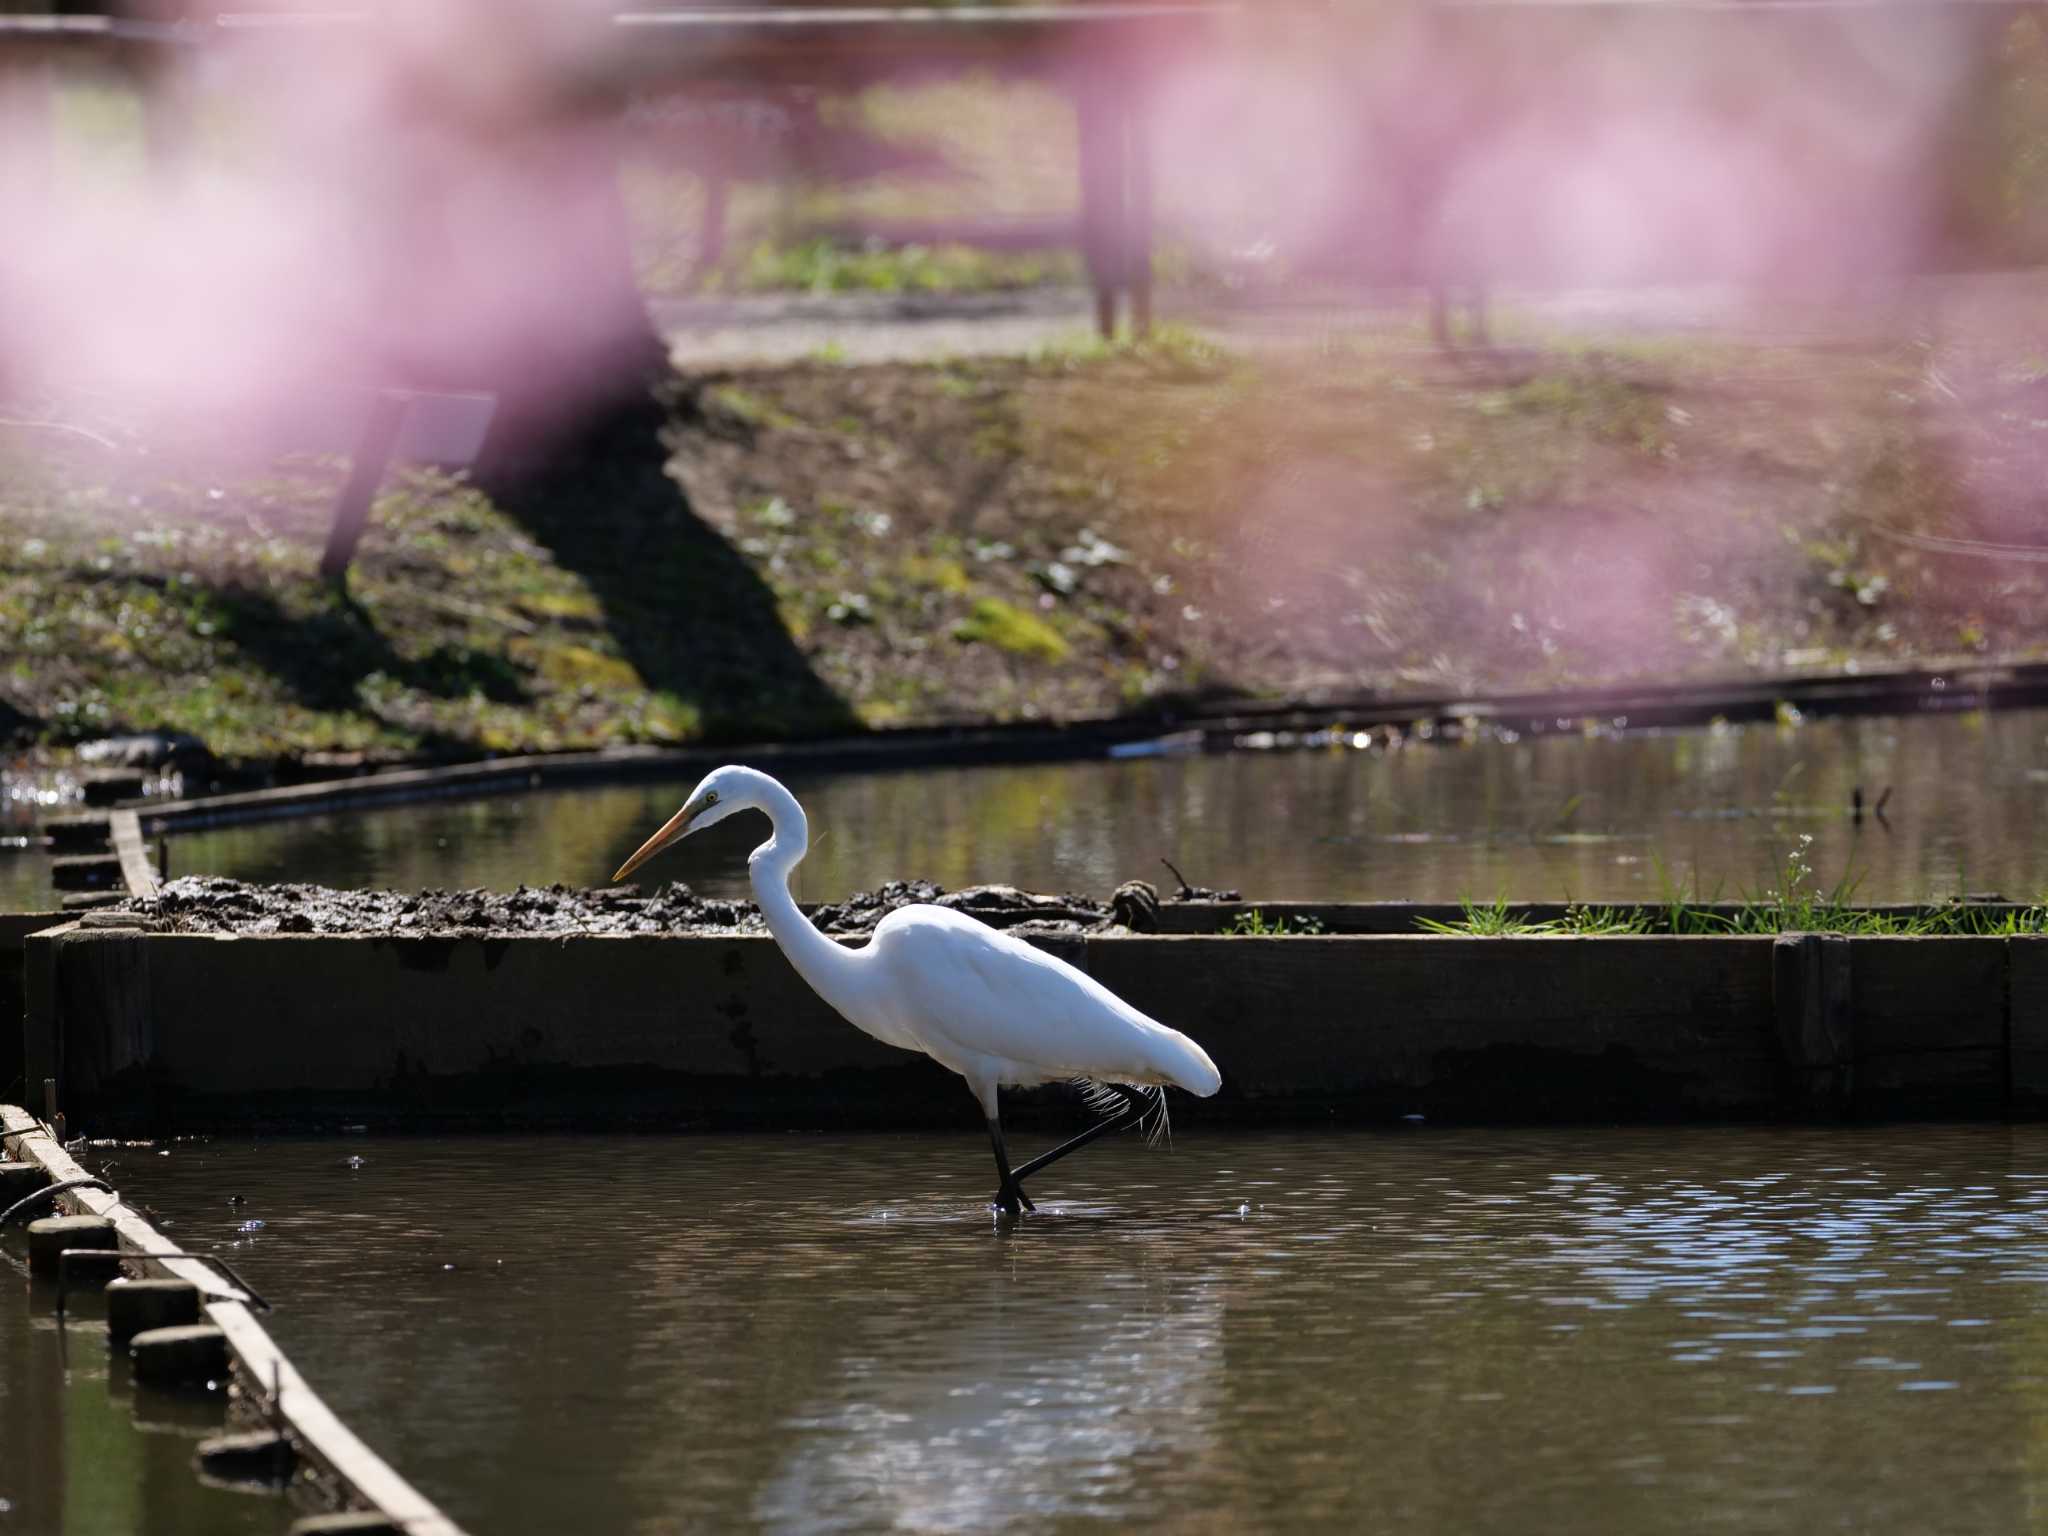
78;1127;2048;1535
7;709;2048;914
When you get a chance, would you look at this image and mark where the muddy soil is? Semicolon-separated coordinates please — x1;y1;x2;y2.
127;875;1176;937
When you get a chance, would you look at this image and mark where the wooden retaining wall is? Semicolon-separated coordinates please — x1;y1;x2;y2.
24;920;2048;1133
2;914;67;1106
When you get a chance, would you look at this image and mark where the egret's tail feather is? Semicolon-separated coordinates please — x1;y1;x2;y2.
1074;1077;1127;1121
1071;1079;1172;1148
1145;1083;1171;1149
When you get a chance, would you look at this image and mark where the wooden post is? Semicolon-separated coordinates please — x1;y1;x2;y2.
1772;932;1853;1114
1075;58;1124;340
0;53;54;217
1075;43;1156;344
319;391;408;589
2012;936;2048;1116
123;30;199;179
55;927;153;1123
696;169;729;285
1125;73;1154;341
23;925;72;1129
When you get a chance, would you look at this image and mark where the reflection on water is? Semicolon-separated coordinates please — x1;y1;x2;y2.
150;709;2048;907
100;1127;2048;1535
0;1237;283;1535
753;1240;1222;1533
8;707;2048;913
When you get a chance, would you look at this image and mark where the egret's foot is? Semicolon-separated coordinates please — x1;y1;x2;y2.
991;1181;1036;1216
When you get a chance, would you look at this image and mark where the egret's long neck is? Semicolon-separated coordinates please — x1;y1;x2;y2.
747;782;864;1009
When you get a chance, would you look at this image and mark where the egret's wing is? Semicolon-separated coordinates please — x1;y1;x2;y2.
874;907;1164;1082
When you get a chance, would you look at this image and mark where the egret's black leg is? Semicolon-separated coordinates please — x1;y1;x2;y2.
1012;1085;1154;1184
985;1116;1036;1215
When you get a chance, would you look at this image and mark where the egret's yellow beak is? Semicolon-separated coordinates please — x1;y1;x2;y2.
612;792;715;882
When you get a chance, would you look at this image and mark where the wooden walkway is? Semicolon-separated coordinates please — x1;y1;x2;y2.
2;1102;470;1536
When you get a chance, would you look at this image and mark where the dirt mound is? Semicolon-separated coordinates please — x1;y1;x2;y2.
131;875;1116;937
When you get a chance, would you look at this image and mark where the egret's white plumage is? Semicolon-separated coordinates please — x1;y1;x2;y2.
614;765;1221;1212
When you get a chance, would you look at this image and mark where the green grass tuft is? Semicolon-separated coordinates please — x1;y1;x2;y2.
1225;909;1327;937
952;596;1069;661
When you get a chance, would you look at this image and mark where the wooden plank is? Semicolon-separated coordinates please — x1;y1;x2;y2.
55;927;151;1108
1772;933;1853;1113
20;923;74;1124
1082;933;1780;1118
1850;937;2006;1117
58;892;130;913
107;809;158;900
47;927;2048;1127
2012;936;2048;1115
50;853;122;891
40;815;109;852
129;932;958;1127
133;932;1776;1120
0;916;63;1106
0;1103;469;1536
80;769;146;807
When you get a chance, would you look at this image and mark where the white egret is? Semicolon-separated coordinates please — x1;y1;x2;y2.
613;766;1222;1214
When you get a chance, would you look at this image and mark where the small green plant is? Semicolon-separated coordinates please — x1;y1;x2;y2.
1418;897;1545;936
1556;904;1656;936
1225;909;1326;936
952;597;1069;661
708;385;797;431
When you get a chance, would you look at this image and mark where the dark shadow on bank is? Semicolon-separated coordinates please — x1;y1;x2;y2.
478;372;856;743
0;695;34;747
211;587;493;762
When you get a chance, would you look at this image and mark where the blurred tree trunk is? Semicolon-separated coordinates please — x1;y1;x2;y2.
466;145;674;489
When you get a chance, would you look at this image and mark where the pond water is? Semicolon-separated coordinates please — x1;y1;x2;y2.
0;1234;283;1535
7;705;2048;915
90;1125;2048;1536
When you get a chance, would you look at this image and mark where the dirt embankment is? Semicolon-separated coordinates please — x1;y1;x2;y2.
11;317;2048;771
